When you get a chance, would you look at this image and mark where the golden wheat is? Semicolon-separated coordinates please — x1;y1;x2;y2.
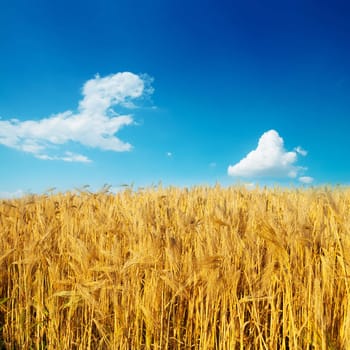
1;185;350;349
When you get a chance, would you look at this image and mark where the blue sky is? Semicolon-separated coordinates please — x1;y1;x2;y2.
1;0;349;196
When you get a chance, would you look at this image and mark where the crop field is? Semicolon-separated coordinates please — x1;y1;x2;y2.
1;185;350;349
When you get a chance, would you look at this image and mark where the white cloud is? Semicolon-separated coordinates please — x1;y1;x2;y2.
299;176;314;184
228;130;310;179
36;152;91;163
294;146;307;156
244;182;256;190
166;152;172;157
0;72;153;162
0;189;25;199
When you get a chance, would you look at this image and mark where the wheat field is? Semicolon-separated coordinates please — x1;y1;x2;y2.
1;185;350;349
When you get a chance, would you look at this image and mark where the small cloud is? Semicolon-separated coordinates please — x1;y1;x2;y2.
294;146;307;156
0;189;25;199
61;152;92;163
299;176;314;184
166;152;172;157
36;152;92;163
228;130;309;179
244;182;255;190
0;72;154;162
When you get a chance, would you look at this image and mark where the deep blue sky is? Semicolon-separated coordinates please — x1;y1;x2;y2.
1;0;349;196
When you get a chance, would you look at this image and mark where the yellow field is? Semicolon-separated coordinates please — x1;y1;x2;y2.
1;185;350;349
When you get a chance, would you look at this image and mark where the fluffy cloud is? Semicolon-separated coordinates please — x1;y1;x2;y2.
0;72;153;162
228;130;310;179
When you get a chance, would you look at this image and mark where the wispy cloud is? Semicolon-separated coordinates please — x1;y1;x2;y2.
299;176;314;184
0;72;153;162
36;152;92;163
228;130;311;180
244;182;256;190
294;146;307;156
0;189;25;199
